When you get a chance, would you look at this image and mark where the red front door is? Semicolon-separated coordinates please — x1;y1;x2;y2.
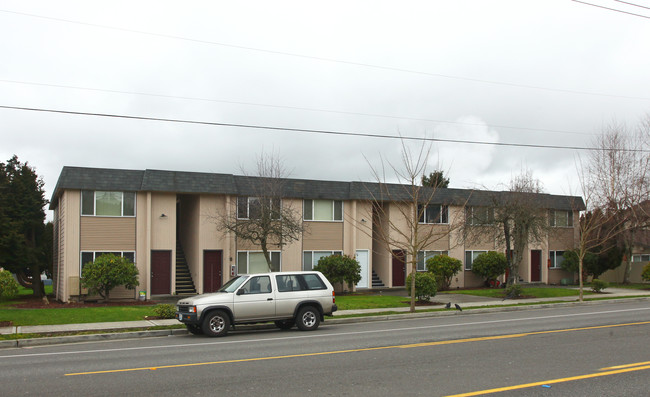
531;250;541;282
392;250;406;287
203;250;222;293
151;250;171;294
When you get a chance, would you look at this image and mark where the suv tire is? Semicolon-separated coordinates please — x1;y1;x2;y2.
202;310;230;337
295;306;320;331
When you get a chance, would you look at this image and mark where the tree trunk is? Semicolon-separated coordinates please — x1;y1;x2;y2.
622;242;633;284
578;255;584;302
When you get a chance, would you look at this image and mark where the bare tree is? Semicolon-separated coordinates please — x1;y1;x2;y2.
462;170;550;285
214;152;304;271
586;121;650;283
365;140;459;312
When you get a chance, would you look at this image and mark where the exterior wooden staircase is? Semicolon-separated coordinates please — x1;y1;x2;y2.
175;242;197;296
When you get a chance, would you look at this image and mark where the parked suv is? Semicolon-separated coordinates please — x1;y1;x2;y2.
176;271;338;337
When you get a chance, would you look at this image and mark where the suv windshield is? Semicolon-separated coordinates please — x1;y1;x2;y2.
218;275;249;293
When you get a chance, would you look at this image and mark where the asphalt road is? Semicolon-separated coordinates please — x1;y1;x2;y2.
2;300;649;396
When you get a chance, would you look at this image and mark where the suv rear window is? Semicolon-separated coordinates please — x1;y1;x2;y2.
276;274;327;292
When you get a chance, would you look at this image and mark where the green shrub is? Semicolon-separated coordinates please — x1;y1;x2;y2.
314;254;361;290
471;251;507;286
504;283;523;299
152;304;177;319
81;254;139;302
426;255;462;291
0;270;20;299
405;272;437;302
590;279;608;293
642;263;650;282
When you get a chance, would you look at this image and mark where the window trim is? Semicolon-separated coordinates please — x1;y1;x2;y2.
549;250;565;269
549;209;573;228
464;250;487;271
236;251;281;274
467;207;494;225
632;254;650;262
80;251;136;276
303;250;343;271
81;191;136;217
416;250;448;271
237;196;281;220
303;199;343;222
418;204;449;224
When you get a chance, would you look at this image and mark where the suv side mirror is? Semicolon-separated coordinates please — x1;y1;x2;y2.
236;289;245;296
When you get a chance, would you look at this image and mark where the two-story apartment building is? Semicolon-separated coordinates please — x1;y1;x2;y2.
50;167;584;302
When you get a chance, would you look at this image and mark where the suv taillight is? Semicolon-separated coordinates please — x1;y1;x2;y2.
332;291;335;304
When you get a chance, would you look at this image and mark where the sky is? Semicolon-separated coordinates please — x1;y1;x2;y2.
1;0;650;215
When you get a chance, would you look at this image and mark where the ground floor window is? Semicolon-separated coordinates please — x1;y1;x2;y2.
632;254;650;262
303;250;343;271
237;251;281;274
464;250;487;271
80;251;135;275
549;250;566;269
416;251;448;271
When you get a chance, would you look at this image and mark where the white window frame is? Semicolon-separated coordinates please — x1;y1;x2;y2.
549;250;565;269
80;251;136;276
303;250;343;271
236;251;281;274
549;210;573;227
237;196;280;220
464;250;487;271
467;207;494;225
418;205;449;224
416;250;448;271
81;191;136;217
303;199;343;222
632;254;650;262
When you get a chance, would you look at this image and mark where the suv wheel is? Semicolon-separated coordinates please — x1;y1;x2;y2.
202;310;230;337
295;306;320;331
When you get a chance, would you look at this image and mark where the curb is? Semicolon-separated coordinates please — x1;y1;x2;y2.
1;296;648;349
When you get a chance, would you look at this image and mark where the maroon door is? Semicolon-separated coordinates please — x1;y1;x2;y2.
203;250;222;293
392;250;406;287
531;250;541;282
151;250;171;294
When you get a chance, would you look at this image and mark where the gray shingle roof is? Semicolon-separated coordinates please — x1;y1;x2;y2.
50;166;585;211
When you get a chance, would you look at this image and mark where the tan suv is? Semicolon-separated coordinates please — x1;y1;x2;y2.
176;271;338;337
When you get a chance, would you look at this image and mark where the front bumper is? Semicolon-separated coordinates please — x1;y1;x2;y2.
175;311;199;324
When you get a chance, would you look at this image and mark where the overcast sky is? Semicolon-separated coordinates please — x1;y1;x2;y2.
2;0;650;214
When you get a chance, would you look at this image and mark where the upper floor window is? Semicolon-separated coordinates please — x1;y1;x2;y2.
464;250;487;270
237;196;280;220
81;191;135;217
549;250;565;269
304;199;343;221
416;250;448;271
303;250;343;271
466;207;494;225
632;254;650;262
549;210;573;227
418;204;448;224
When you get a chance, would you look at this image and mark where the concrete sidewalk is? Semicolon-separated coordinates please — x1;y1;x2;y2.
1;287;649;346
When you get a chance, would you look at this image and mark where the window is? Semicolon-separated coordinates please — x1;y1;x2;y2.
632;254;650;262
549;251;565;269
237;251;281;273
304;199;343;221
81;191;135;216
464;250;487;270
276;274;327;292
550;210;573;227
237;196;280;220
303;250;343;271
416;251;448;271
80;251;135;275
467;207;494;225
418;205;448;224
240;275;272;294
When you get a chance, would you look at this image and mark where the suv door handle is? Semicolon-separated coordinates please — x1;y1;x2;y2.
267;298;273;301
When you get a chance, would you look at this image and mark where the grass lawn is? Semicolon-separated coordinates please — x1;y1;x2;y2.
0;306;157;326
445;287;594;299
335;294;409;310
606;283;650;290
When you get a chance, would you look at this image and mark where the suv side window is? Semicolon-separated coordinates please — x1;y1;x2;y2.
300;274;327;290
276;275;300;292
241;276;272;294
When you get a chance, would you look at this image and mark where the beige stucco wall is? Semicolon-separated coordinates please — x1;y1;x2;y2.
62;190;81;302
135;192;149;297
150;192;176;292
303;222;344;250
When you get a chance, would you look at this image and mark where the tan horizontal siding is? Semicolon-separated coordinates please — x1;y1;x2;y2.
303;222;344;250
81;217;136;250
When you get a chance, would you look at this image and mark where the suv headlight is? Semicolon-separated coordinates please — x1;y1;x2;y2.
188;306;196;313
